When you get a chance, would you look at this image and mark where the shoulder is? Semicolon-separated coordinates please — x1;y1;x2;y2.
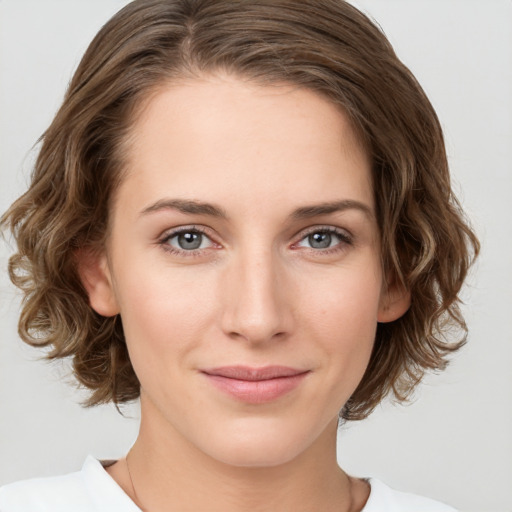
0;469;92;512
0;456;139;512
363;478;457;512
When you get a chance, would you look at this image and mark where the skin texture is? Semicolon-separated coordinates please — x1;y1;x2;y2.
80;74;410;512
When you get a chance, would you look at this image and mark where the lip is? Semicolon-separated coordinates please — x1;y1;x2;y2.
201;366;310;404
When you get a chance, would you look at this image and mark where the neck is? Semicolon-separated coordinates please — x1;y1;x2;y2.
122;405;360;512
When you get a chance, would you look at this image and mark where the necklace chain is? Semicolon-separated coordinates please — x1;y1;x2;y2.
124;450;356;512
126;449;147;512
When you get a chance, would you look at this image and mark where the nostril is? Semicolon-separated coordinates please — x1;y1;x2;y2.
226;328;288;344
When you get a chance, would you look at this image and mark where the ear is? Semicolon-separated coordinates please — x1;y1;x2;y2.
75;248;120;317
377;279;411;323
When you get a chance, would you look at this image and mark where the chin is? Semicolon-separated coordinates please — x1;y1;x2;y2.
195;417;326;469
210;441;304;469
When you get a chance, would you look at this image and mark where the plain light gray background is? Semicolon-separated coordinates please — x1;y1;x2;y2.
1;1;511;511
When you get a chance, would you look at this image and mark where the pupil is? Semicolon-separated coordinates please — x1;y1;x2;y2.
178;232;202;250
309;232;331;249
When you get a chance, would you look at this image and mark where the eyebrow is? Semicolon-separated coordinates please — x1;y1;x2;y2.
140;198;374;221
290;200;374;221
141;199;229;219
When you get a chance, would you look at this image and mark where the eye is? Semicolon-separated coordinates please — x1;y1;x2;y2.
295;227;352;253
160;226;216;256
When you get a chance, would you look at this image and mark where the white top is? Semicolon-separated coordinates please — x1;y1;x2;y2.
0;456;456;511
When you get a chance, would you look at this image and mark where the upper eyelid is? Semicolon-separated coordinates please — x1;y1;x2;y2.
293;225;353;243
160;224;212;240
160;223;350;237
297;225;351;236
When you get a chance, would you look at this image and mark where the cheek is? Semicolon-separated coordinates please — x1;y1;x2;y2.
113;260;219;370
304;261;382;335
302;262;381;383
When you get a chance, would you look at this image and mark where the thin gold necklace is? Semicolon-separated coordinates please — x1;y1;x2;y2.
126;449;147;512
125;450;356;512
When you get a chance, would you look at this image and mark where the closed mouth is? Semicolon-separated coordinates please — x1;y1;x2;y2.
201;365;309;381
201;365;311;404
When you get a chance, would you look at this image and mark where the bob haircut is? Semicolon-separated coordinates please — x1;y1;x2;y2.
1;0;479;421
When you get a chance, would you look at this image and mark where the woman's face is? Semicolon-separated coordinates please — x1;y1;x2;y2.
85;74;408;467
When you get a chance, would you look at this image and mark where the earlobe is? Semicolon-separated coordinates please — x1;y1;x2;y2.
75;248;120;317
377;282;411;323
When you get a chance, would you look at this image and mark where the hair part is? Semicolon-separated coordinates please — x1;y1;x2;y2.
1;0;479;420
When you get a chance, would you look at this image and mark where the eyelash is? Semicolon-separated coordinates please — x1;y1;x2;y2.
158;225;353;258
294;226;353;254
159;225;214;259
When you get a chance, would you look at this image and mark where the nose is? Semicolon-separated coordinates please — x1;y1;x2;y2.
220;247;294;345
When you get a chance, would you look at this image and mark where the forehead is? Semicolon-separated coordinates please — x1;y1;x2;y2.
115;74;373;222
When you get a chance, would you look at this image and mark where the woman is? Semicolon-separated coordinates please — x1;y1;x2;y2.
0;1;479;510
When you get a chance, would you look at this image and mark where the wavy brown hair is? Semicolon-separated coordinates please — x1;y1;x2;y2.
1;0;479;420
